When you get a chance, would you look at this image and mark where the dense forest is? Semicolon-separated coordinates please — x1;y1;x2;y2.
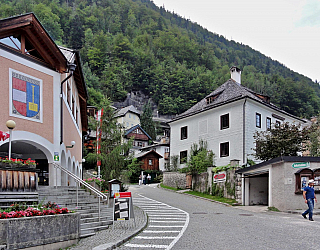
1;0;320;118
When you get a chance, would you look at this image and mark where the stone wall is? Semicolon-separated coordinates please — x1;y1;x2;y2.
192;172;209;193
212;169;241;200
163;172;186;189
0;213;79;249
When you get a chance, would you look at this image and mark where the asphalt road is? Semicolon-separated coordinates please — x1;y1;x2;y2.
117;184;320;250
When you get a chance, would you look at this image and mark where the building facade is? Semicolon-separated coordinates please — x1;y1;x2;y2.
169;67;308;167
0;13;87;186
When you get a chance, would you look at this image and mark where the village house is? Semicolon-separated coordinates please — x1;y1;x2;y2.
114;105;140;129
0;13;87;186
169;66;308;168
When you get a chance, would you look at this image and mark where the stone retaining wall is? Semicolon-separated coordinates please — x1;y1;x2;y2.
163;172;187;189
0;213;79;249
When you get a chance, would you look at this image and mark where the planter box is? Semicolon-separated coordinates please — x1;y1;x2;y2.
0;213;80;249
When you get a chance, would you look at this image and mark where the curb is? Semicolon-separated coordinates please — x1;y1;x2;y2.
92;206;148;250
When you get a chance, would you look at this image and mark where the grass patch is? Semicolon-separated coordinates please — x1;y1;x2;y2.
184;190;237;205
268;206;280;212
160;183;181;191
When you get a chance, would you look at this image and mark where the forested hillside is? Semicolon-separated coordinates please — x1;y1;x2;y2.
1;0;319;118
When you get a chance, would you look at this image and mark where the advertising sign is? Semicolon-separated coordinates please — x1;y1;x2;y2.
213;171;226;183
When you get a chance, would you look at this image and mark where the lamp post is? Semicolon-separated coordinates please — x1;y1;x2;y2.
6;120;16;160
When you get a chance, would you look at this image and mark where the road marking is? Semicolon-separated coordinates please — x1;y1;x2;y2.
125;243;168;248
129;195;189;250
149;225;184;228
136;236;176;239
150;220;186;223
143;231;180;233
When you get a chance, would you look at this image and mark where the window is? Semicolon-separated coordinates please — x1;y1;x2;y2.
180;150;188;164
220;114;229;130
148;159;153;165
266;117;271;130
220;142;229;157
256;113;261;128
67;83;71;107
181;126;188;140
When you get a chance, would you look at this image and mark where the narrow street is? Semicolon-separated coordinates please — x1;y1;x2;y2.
117;184;320;250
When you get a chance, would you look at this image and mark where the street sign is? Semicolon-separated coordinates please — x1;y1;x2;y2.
292;162;310;168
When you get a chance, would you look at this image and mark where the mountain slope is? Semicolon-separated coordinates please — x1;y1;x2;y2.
0;0;319;118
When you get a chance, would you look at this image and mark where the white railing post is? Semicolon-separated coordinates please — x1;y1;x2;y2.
98;197;101;222
76;182;79;208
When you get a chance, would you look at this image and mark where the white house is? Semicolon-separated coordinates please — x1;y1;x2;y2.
114;105;140;129
169;66;308;167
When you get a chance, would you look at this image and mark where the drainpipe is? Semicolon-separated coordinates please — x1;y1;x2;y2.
60;63;77;145
243;97;247;164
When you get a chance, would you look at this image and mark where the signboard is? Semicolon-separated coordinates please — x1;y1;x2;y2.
54;152;59;161
292;162;310;168
213;171;226;183
113;192;134;226
9;69;43;123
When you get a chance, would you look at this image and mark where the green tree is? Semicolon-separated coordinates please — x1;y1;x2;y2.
183;139;215;176
253;122;314;161
85;98;133;181
140;100;156;140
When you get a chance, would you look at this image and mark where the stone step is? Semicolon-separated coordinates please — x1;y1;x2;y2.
80;224;110;238
80;220;112;229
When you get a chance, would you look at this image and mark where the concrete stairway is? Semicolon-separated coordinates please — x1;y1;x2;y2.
38;186;113;238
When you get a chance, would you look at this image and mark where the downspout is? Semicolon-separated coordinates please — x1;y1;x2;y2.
60;63;77;145
243;97;247;164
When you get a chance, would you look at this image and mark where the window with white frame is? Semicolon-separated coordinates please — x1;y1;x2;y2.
256;113;261;128
220;142;229;157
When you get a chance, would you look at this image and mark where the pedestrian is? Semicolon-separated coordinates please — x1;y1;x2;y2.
302;179;317;221
143;174;146;185
147;174;151;185
138;175;142;186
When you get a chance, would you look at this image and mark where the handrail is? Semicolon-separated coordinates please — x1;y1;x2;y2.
52;163;108;200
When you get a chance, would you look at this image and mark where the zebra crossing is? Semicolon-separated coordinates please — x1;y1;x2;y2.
116;194;189;249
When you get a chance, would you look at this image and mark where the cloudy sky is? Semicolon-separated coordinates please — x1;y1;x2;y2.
152;0;320;82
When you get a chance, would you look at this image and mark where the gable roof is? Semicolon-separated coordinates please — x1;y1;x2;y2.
114;105;140;118
135;150;163;159
0;13;67;72
125;124;152;140
171;79;306;123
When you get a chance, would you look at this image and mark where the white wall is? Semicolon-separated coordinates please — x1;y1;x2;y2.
245;100;304;163
170;100;244;167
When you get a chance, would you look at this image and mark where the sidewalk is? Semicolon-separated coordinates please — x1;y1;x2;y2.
69;205;147;250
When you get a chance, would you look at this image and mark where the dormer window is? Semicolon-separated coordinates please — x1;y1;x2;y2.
206;92;222;105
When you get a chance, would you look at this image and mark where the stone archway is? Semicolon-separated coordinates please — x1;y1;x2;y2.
61;151;67;186
0;140;50;185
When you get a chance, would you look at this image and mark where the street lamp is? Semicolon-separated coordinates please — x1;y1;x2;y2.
66;141;75;148
6;120;16;159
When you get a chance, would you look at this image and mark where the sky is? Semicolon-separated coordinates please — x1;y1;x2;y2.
151;0;320;82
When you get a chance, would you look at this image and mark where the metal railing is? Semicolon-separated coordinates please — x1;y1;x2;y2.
52;163;108;221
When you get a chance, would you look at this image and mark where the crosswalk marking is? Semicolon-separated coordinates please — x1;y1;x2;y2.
125;243;168;248
136;236;176;239
124;195;189;250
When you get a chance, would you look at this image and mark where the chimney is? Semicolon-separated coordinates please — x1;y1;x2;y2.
230;66;241;84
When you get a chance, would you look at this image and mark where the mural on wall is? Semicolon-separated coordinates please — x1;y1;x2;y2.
9;69;42;122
